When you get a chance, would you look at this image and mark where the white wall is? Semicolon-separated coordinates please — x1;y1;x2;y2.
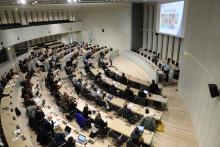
60;33;70;44
178;0;220;147
0;22;82;47
77;3;132;51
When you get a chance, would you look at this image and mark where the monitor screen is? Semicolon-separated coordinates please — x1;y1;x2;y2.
65;126;71;133
78;134;86;142
156;0;186;38
137;126;144;133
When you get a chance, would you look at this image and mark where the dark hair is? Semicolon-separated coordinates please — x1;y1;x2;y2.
123;103;127;108
145;108;149;114
67;136;73;143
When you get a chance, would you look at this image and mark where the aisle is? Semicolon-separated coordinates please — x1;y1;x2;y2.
112;56;198;147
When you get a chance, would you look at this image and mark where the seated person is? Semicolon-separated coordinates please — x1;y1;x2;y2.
118;103;135;122
95;72;102;81
109;84;117;95
53;89;62;101
27;104;37;129
101;61;107;70
140;109;156;132
68;97;77;114
82;104;92;119
121;73;128;84
35;106;45;121
130;127;144;147
94;113;107;130
53;127;66;146
91;87;99;98
41;116;54;134
62;92;70;103
134;96;147;107
64;136;76;147
104;69;111;77
81;82;89;94
65;66;72;75
149;80;160;94
138;88;146;98
72;75;77;85
75;79;82;95
124;86;134;101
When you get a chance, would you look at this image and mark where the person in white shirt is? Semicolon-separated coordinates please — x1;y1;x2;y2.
72;75;77;85
164;61;171;82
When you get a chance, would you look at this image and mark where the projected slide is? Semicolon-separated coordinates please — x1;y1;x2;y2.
159;1;184;37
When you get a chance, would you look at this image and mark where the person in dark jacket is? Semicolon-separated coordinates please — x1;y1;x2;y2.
124;86;134;101
82;104;92;119
130;127;144;147
118;103;134;122
64;136;76;147
149;80;160;94
121;73;127;84
138;88;146;98
94;113;107;129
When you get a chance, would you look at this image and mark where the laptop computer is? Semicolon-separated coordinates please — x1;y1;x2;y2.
64;126;71;136
77;134;86;144
137;126;144;133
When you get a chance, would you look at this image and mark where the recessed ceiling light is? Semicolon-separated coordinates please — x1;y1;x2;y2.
67;0;71;3
20;0;26;4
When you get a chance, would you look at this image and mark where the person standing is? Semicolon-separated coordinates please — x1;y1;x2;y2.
164;61;171;82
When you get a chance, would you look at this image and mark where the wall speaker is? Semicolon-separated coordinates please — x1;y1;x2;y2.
208;84;219;98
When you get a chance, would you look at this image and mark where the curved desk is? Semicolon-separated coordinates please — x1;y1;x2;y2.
90;68;168;105
1;75;35;147
74;69;162;121
54;70;154;146
122;50;164;83
31;74;103;147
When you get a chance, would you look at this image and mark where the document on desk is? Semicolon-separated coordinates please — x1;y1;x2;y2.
12;136;20;142
54;120;61;127
3;87;11;94
13;129;21;135
128;103;134;109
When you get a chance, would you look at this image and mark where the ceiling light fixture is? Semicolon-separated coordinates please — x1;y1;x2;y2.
67;0;72;3
73;0;77;3
20;0;26;4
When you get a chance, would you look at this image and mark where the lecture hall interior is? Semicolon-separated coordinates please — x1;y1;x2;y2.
0;0;219;147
